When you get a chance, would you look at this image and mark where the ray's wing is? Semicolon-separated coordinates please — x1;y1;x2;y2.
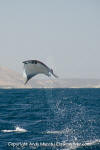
22;60;58;84
24;74;37;84
51;71;58;78
23;60;38;84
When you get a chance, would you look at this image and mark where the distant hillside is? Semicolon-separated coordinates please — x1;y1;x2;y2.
0;66;31;88
30;78;100;88
0;65;100;88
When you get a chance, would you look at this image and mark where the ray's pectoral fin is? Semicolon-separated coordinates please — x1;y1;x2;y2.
24;74;37;84
52;72;58;78
24;78;29;85
50;69;58;78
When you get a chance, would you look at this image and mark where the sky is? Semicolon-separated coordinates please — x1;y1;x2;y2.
0;0;100;79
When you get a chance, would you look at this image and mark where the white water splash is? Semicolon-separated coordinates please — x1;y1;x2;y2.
56;139;100;150
46;129;100;150
84;139;100;146
46;128;72;135
1;126;27;133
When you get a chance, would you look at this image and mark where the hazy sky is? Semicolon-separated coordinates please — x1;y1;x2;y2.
0;0;100;78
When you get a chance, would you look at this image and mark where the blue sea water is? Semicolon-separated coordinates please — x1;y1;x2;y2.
0;88;100;150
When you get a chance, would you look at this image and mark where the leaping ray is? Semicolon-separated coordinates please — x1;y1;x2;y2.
22;60;58;84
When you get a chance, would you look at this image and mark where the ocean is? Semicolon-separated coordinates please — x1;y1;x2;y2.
0;88;100;150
